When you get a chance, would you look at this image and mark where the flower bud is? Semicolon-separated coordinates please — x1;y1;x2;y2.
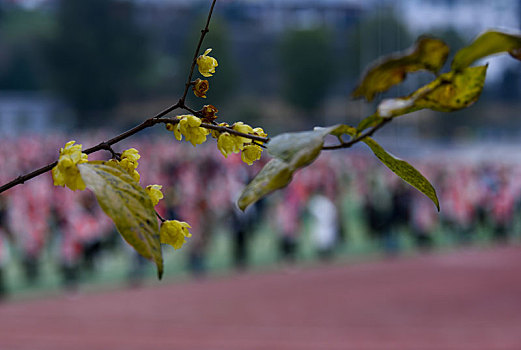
201;104;218;123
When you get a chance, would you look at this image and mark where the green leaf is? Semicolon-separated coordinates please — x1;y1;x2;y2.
237;159;293;211
267;127;335;166
353;37;449;101
376;65;487;117
362;137;439;211
452;30;521;71
239;126;337;210
78;161;163;279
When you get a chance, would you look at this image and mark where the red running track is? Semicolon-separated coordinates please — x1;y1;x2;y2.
1;247;521;350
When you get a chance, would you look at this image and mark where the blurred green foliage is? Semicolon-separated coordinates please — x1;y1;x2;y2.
344;12;412;80
280;28;334;115
0;7;53;90
45;0;149;125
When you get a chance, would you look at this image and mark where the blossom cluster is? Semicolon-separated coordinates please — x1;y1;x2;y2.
176;48;269;165
52;141;88;191
47;47;269;263
145;183;191;250
215;122;267;165
165;117;266;166
51;142;193;252
167;115;210;147
109;148;141;182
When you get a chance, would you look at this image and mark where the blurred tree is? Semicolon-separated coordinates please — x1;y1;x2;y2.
280;27;334;119
0;6;53;90
0;53;40;90
344;11;412;81
46;0;149;126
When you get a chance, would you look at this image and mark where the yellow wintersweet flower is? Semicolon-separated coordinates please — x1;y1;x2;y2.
117;159;139;182
217;132;242;158
160;220;192;250
196;48;218;77
232;122;254;148
118;148;141;182
172;119;183;141
129;170;140;183
177;115;209;147
252;127;267;138
241;144;263;165
252;127;268;145
52;141;89;191
121;148;140;163
145;184;163;206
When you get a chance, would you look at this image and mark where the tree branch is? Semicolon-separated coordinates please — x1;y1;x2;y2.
155;117;270;143
0;103;270;195
0;163;58;194
0;102;181;194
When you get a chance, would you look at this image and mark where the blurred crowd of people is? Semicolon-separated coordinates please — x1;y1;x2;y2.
0;134;520;298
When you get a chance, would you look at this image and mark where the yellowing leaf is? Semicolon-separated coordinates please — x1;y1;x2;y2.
415;65;487;112
353;37;449;101
363;137;439;211
452;30;521;71
375;65;487;117
78;161;163;279
239;126;337;211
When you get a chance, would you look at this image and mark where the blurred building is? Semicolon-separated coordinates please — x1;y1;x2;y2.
400;0;520;33
0;92;71;136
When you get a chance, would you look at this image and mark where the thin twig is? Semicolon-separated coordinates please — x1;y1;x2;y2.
100;142;120;160
181;105;200;116
155;210;166;223
252;141;267;149
322;118;391;150
84;102;181;155
152;101;182;120
0;163;58;194
180;0;218;104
